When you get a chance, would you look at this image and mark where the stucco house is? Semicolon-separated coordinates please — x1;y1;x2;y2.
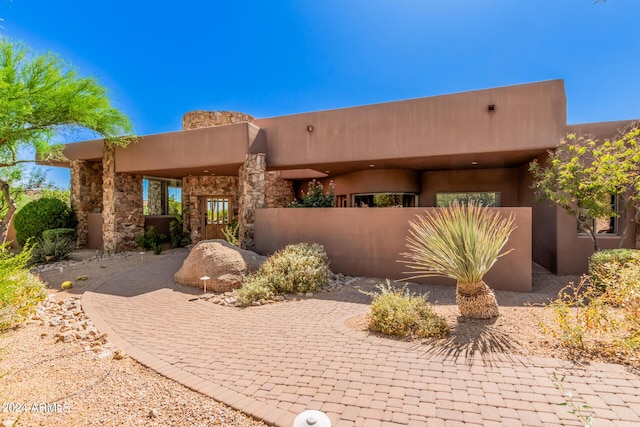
57;80;638;292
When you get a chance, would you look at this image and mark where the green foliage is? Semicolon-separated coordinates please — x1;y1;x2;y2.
0;243;46;330
235;275;275;306
13;197;76;246
588;249;640;291
134;226;165;254
0;38;135;245
362;280;449;338
42;228;77;242
259;243;329;293
530;122;640;250
30;233;76;265
237;243;329;305
400;201;516;284
291;180;334;207
542;263;640;356
222;219;239;246
169;213;191;248
0;38;135;159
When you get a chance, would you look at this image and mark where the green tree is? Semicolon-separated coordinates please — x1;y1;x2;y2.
0;38;135;244
529;122;639;252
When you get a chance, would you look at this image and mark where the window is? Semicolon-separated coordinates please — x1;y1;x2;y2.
206;198;230;225
353;193;418;208
435;192;500;207
577;195;618;235
142;177;182;215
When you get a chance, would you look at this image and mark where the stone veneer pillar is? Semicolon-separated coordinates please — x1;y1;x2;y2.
238;154;266;251
102;145;144;253
70;160;103;247
147;180;163;215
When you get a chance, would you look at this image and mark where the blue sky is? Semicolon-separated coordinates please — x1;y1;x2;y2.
2;0;639;188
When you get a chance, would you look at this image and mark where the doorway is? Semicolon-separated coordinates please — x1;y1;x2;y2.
204;197;232;240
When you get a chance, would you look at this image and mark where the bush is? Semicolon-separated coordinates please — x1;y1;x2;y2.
222;219;239;246
169;213;191;248
236;243;330;305
290;180;334;207
0;244;46;330
236;275;275;306
30;234;77;265
588;249;640;291
14;198;77;246
259;243;329;294
363;279;449;338
135;226;166;254
42;228;77;242
542;263;640;355
362;281;449;338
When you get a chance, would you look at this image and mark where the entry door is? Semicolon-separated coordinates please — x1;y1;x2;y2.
204;197;231;240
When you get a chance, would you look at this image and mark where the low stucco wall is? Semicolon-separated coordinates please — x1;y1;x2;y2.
87;213;103;250
255;207;532;292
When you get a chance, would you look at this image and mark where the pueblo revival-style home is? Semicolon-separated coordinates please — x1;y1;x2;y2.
57;80;638;292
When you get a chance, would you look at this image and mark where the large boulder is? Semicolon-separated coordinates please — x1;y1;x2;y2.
174;240;266;292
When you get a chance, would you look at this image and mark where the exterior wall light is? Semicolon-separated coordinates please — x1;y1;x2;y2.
307;125;314;132
487;104;496;112
471;161;478;165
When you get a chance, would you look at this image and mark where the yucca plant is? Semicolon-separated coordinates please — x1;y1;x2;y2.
400;201;516;319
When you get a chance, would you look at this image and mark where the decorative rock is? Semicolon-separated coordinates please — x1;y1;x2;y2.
113;349;126;360
148;409;159;419
61;281;73;290
174;239;266;291
76;275;89;281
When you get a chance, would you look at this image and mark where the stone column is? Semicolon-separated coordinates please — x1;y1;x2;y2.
147;180;163;215
102;145;144;253
265;171;295;208
70;160;103;247
238;154;266;251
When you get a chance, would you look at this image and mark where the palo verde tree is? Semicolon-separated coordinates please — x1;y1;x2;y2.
0;38;135;244
530;121;640;252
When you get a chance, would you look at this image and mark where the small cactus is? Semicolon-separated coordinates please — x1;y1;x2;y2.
76;275;89;281
61;281;73;290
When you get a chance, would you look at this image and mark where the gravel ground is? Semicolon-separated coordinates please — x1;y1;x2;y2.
0;251;267;427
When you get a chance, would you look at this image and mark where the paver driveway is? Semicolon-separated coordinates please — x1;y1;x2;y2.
82;249;640;426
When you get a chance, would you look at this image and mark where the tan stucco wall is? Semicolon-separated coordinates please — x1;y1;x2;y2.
255;208;532;292
254;80;566;169
419;168;520;207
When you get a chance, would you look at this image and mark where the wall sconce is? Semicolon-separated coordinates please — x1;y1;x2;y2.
306;125;314;132
487;104;496;112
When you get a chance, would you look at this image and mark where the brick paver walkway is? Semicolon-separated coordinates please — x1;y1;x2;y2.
82;249;640;427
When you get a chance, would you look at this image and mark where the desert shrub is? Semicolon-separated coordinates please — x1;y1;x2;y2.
135;226;166;254
542;263;640;355
42;228;77;242
362;280;449;338
290;180;334;207
236;274;275;306
30;234;77;265
235;243;329;305
14;198;77;246
169;213;191;248
222;219;239;246
0;244;46;330
259;243;329;293
588;249;640;291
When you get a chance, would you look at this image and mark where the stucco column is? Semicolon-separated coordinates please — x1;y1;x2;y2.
70;160;103;248
238;153;266;251
102;145;144;253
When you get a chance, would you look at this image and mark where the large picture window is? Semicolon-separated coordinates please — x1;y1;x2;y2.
436;192;500;208
353;193;418;208
143;177;182;215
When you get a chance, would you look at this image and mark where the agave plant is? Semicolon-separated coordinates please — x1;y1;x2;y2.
400;201;516;319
